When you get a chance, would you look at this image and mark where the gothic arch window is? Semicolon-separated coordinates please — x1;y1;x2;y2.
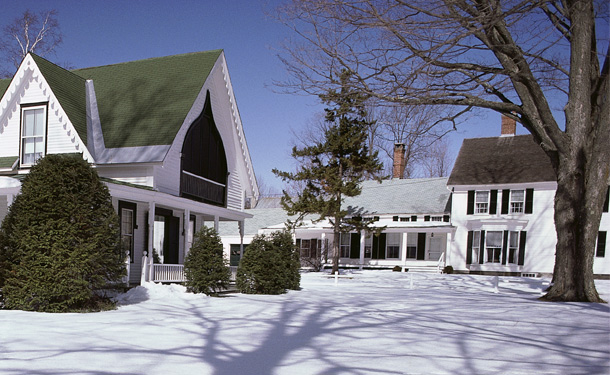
180;91;228;206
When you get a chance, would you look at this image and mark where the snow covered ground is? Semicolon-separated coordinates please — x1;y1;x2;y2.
1;271;609;375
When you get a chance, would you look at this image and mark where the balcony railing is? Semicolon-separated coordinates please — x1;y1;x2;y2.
181;170;225;206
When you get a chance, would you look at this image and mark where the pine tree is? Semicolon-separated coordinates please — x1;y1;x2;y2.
0;154;125;312
183;227;231;296
273;71;384;274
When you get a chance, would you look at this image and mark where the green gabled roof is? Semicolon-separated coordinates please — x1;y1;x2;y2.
30;54;88;146
0;78;10;98
74;50;222;148
0;156;18;169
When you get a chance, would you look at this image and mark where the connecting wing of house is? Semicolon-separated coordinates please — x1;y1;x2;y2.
0;51;259;284
447;123;609;276
219;177;454;271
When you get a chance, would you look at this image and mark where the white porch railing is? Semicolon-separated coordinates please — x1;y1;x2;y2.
140;252;186;284
437;252;446;273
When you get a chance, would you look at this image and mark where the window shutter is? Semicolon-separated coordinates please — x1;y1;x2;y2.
443;215;450;222
296;239;301;248
467;190;475;215
501;230;508;265
525;189;534;214
479;230;486;264
518;231;527;265
597;231;607;257
466;231;473;265
489;190;498;214
372;234;379;259
350;233;361;259
604;186;609;213
424;215;431;222
501;189;510;214
393;216;399;222
417;233;426;260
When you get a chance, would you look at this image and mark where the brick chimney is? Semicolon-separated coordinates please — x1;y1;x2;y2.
501;114;516;136
392;143;406;179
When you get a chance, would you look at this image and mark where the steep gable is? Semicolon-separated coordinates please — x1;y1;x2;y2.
448;135;556;186
30;54;88;146
74;50;222;148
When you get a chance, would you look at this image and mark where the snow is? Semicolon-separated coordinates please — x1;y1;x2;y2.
0;177;20;188
1;271;609;375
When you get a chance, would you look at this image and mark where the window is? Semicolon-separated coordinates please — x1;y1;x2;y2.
364;236;372;258
510;190;525;213
486;231;503;263
300;239;311;258
406;235;417;258
508;231;520;264
119;201;137;263
21;106;46;166
475;191;489;214
386;233;400;259
597;232;607;258
472;231;481;264
431;216;443;222
340;233;351;258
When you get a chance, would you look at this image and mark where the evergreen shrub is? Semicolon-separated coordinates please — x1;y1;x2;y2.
0;154;125;312
183;226;230;296
236;231;300;294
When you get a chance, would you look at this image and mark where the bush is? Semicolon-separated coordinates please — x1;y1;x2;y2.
392;266;402;272
183;227;230;296
0;154;125;312
236;231;300;294
443;265;454;274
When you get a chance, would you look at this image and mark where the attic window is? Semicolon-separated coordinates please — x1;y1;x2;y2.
20;105;47;166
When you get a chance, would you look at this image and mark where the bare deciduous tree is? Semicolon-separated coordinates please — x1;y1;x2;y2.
0;9;62;77
276;0;609;302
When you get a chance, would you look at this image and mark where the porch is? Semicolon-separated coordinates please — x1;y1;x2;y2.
137;253;238;284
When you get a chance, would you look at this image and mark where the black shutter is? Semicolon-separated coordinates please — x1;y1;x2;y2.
467;190;475;215
597;231;607;257
417;233;426;260
489;190;498;214
518;231;527;265
443;215;450;222
350;233;361;259
479;230;486;264
378;233;386;259
603;186;609;213
501;230;508;265
501;189;510;214
372;234;379;259
525;189;534;214
466;231;473;265
393;216;399;222
424;215;431;222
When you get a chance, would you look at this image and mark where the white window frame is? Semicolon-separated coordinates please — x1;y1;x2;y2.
472;231;481;264
510;190;525;214
339;233;351;258
475;191;489;214
386;233;401;259
364;235;372;258
485;231;503;263
20;105;47;167
508;231;520;264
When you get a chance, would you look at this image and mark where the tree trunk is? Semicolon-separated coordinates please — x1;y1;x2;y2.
332;227;340;274
541;143;607;303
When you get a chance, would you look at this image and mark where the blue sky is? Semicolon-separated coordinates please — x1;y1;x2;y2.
0;0;528;193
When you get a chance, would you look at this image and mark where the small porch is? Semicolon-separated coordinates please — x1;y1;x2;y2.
107;180;250;286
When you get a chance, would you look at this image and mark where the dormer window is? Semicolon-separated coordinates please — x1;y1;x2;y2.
21;105;47;166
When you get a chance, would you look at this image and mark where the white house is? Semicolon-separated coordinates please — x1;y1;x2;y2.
447;116;610;276
0;51;258;285
219;176;454;272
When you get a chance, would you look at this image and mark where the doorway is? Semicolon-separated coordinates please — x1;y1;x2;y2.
153;208;180;264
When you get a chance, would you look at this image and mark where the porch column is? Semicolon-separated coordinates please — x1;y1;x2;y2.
183;209;191;262
445;230;453;267
359;231;366;270
321;232;328;264
239;220;245;258
401;232;408;270
214;215;220;232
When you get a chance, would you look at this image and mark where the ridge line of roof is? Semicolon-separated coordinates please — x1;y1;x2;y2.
72;49;224;73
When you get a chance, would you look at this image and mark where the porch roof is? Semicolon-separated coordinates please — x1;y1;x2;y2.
105;178;251;222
